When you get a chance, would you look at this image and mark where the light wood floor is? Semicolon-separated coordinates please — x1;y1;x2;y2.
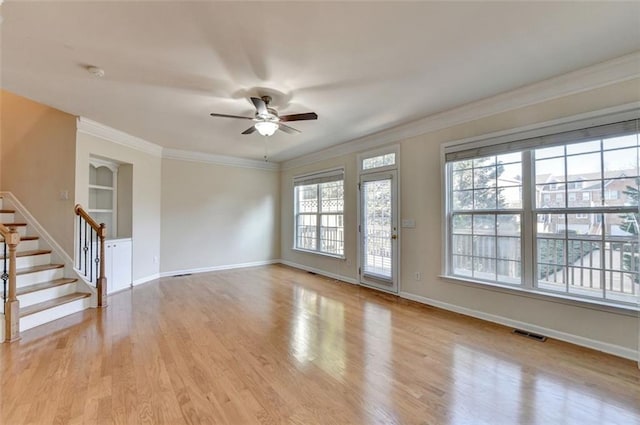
2;265;639;425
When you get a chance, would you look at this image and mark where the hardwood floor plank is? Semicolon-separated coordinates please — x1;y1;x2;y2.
2;265;639;425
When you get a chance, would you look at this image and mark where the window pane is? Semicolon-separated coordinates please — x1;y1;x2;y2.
320;181;344;213
452;169;473;191
473;257;496;280
497;260;521;284
452;190;473;210
603;134;638;150
452;255;473;277
296;214;317;250
535;146;564;159
473;214;495;234
297;185;318;213
320;214;344;255
497;237;520;260
567;153;601;180
497;214;520;236
537;213;566;237
474;166;497;188
535;157;565;184
474;189;497;210
362;152;396;170
566;140;600;155
603;147;638;177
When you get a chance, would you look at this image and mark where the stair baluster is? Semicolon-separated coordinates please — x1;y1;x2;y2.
74;205;107;308
1;223;21;342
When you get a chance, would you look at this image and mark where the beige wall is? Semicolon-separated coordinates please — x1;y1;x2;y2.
160;158;280;273
76;132;162;282
0;90;77;255
281;78;640;354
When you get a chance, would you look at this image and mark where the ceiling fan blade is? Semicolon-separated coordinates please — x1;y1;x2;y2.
251;97;268;116
210;113;254;120
241;126;257;135
278;123;301;134
279;112;318;122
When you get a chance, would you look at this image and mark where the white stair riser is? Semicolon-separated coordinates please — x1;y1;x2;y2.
16;240;40;253
20;296;91;332
19;282;77;308
16;253;51;269
14;226;27;236
17;268;64;288
0;213;15;222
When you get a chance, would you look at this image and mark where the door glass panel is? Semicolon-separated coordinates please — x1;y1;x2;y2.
362;179;392;279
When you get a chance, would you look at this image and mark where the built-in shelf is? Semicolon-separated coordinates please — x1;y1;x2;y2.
89;184;114;191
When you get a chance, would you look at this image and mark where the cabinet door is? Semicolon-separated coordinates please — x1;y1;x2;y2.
109;240;132;293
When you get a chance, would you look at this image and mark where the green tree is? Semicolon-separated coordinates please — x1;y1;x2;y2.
619;180;639;284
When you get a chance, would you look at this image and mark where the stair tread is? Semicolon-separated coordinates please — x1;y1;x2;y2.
0;249;51;260
16;264;64;275
0;209;15;214
0;235;38;242
16;278;77;296
1;222;27;227
19;292;91;317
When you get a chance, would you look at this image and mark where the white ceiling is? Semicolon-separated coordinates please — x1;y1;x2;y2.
1;1;639;163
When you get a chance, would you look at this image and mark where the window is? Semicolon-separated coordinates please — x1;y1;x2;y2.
362;152;396;170
294;169;345;257
445;117;639;308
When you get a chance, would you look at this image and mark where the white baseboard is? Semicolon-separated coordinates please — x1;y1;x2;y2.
132;273;160;286
279;260;359;285
158;259;281;279
399;291;638;362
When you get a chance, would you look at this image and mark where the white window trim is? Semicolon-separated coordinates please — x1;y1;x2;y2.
293;167;345;259
440;105;640;312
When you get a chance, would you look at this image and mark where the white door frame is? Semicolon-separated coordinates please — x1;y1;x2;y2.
357;146;400;294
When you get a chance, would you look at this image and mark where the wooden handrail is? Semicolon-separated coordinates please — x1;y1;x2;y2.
74;204;107;308
74;204;103;234
1;224;21;342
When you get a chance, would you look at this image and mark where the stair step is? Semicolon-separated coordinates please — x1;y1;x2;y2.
20;292;91;318
1;222;27;227
1;249;51;260
16;278;77;296
0;209;15;214
0;235;38;242
17;264;64;276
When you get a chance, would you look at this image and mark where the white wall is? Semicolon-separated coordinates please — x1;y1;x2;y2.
75;132;162;283
160;158;280;274
281;78;640;358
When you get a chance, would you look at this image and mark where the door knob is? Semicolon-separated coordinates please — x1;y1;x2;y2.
391;234;397;240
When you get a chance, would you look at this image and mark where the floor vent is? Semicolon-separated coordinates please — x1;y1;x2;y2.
307;271;317;275
513;329;547;342
173;273;192;278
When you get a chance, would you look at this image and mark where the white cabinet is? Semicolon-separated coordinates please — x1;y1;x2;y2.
104;238;132;294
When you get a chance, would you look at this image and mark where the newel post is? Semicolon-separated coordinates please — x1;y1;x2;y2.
4;229;21;342
97;223;107;308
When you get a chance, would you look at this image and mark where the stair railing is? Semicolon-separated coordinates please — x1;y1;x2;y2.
1;223;21;342
74;205;107;308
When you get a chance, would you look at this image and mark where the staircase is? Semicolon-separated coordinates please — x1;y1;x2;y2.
1;196;91;336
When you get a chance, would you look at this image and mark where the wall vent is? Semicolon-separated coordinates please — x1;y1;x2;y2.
173;273;192;278
513;329;547;342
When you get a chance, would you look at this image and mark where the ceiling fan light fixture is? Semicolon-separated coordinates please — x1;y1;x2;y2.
255;121;279;137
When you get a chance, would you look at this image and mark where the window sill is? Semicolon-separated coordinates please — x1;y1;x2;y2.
439;274;639;317
292;248;346;260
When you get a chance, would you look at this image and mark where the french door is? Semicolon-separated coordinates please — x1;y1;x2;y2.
359;170;399;293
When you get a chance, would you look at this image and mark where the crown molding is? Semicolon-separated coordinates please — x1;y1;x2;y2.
282;51;640;170
162;148;280;171
77;117;164;157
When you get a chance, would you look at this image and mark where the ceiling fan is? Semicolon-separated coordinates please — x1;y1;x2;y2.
210;96;318;136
